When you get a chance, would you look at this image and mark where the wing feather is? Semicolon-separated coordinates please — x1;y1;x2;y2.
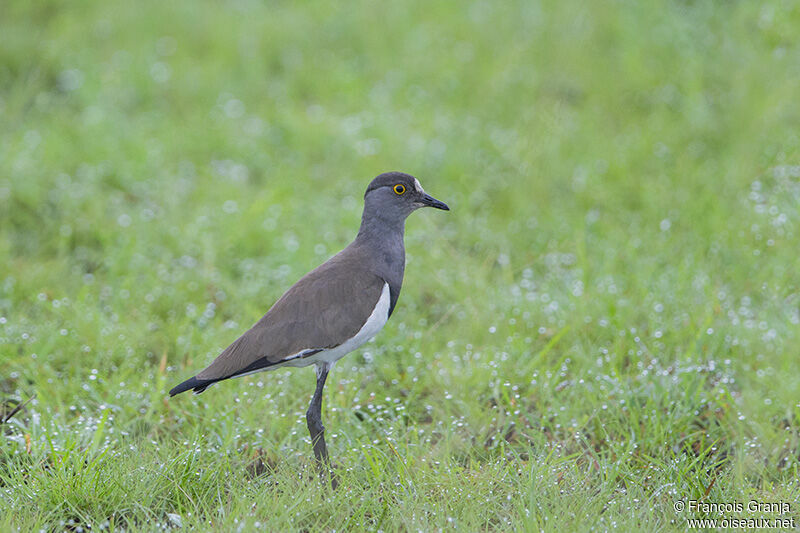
194;249;384;382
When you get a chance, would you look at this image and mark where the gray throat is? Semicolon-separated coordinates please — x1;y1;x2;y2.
355;206;406;317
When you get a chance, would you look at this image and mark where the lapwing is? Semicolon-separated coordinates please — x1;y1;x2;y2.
169;172;449;484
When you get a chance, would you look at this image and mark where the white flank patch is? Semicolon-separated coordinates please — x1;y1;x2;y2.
230;283;391;379
305;282;390;367
413;177;425;193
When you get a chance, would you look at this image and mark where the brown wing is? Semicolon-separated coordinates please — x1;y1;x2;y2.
194;250;385;382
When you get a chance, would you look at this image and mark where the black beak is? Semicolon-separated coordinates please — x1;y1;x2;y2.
419;193;450;211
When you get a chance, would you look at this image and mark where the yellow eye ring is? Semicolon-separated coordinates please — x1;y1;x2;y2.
393;184;406;195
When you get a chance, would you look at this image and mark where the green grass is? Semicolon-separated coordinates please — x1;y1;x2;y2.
2;0;800;530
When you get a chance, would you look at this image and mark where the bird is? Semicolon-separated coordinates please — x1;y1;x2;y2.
169;171;449;484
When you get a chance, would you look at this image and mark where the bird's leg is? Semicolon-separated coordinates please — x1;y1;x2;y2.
306;364;329;463
307;363;338;488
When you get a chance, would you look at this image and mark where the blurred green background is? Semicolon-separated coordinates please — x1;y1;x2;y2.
2;0;799;530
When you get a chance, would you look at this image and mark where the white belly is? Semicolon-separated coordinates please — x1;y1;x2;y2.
225;283;391;383
283;282;390;369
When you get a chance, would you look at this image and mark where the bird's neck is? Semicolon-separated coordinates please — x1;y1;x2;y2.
355;209;406;294
356;208;406;244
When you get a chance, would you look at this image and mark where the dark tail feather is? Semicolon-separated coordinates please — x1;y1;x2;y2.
169;375;217;396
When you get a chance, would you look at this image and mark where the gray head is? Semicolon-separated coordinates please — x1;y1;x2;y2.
362;172;449;229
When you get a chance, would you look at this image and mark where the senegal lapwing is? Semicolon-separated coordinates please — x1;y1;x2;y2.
169;172;449;484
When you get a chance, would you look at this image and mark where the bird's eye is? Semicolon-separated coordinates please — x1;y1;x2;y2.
393;184;406;195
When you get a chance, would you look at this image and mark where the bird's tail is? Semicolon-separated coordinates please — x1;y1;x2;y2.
168;375;217;396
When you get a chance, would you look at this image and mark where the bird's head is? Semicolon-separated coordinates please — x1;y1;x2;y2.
363;172;449;222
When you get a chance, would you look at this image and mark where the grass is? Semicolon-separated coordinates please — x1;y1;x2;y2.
2;0;800;530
